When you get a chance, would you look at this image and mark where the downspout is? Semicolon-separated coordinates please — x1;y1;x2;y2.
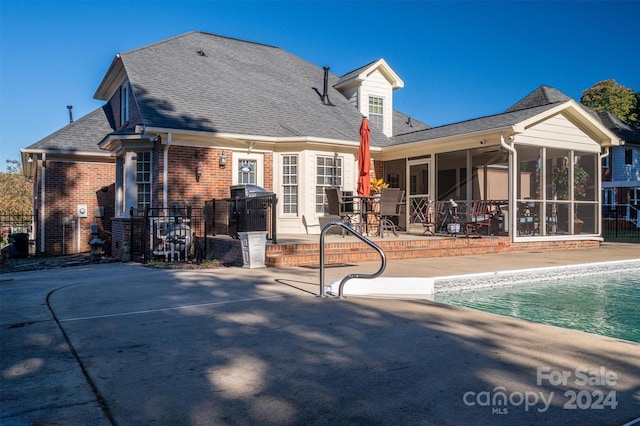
599;146;610;234
163;133;171;210
500;133;517;240
40;153;46;254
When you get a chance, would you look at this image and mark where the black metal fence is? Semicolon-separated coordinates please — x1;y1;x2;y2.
130;205;205;263
602;204;640;241
205;193;277;243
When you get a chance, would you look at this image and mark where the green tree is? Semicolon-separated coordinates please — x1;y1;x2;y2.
0;159;33;217
581;80;639;127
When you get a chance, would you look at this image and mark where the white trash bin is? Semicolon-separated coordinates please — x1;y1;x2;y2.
238;231;266;268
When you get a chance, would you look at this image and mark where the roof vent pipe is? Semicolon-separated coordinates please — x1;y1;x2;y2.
322;66;333;106
67;105;74;123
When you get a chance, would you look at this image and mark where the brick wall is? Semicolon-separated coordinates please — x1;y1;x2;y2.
110;217;130;260
157;146;274;206
35;160;115;255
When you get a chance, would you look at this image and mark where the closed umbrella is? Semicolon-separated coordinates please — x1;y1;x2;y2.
357;118;371;196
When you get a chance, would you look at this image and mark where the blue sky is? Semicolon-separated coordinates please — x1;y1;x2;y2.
1;0;639;166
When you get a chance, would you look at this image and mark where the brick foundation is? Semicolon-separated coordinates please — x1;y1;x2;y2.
203;234;601;268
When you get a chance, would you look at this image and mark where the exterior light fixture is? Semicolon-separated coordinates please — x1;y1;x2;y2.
27;154;34;163
196;161;203;182
219;151;227;167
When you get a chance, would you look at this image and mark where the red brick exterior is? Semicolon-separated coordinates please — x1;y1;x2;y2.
372;160;383;181
152;145;274;207
264;236;601;268
110;217;131;260
34;159;115;256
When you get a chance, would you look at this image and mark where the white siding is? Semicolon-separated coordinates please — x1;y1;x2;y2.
287;150;356;234
340;86;358;109
518;114;601;152
360;69;393;137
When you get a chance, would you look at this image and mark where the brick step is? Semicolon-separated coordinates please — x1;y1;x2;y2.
266;238;506;268
208;234;598;268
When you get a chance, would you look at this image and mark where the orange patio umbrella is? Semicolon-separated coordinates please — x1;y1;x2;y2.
357;117;371;196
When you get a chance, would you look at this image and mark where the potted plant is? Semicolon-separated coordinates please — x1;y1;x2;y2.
370;177;389;195
551;163;589;200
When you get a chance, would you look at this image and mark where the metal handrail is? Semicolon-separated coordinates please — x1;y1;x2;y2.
318;221;387;298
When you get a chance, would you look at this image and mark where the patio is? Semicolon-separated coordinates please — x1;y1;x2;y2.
206;229;599;268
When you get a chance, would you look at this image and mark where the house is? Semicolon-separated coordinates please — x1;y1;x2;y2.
21;31;624;260
21;108;115;255
598;111;640;207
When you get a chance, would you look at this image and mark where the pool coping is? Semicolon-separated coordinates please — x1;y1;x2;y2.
434;258;640;294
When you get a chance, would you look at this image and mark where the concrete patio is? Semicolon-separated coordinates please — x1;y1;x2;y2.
1;243;639;425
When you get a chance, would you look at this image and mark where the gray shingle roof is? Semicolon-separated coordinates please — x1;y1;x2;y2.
389;102;565;146
388;85;585;146
121;31;391;146
505;85;572;113
392;110;431;136
335;60;379;86
25;107;113;153
596;111;640;144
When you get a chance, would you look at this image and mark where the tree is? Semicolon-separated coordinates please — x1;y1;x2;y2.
0;159;33;217
581;80;639;128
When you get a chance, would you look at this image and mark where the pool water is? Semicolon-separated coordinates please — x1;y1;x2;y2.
434;271;640;343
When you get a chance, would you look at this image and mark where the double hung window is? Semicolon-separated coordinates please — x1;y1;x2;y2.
282;155;298;214
316;155;342;213
135;151;151;210
368;96;384;132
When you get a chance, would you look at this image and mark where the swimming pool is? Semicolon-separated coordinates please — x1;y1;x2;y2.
434;260;640;343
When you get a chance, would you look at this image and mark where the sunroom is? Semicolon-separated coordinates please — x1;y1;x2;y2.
378;96;621;242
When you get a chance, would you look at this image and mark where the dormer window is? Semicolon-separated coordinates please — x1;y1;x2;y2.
120;82;130;126
369;96;384;132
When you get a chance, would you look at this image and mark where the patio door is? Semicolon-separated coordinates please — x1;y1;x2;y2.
407;158;433;231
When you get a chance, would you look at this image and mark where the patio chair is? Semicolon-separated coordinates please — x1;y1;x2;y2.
324;188;359;234
464;200;493;236
423;200;445;235
375;188;402;238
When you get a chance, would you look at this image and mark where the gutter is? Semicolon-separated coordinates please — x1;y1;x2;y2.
163;133;171;210
500;132;517;243
389;126;516;151
40;153;46;254
142;127;362;146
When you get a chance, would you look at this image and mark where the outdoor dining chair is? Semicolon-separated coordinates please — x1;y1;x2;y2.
324;188;359;234
423;200;445;235
375;187;402;237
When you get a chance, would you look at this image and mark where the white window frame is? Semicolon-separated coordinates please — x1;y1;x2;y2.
115;150;152;217
316;155;343;214
282;154;298;215
120;82;130;126
232;152;264;187
135;151;152;211
368;96;384;132
602;188;615;206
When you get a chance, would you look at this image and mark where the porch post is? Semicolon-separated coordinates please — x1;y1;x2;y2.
40;153;46;254
500;133;516;239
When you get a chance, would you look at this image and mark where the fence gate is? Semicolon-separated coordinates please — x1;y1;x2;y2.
129;206;206;263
